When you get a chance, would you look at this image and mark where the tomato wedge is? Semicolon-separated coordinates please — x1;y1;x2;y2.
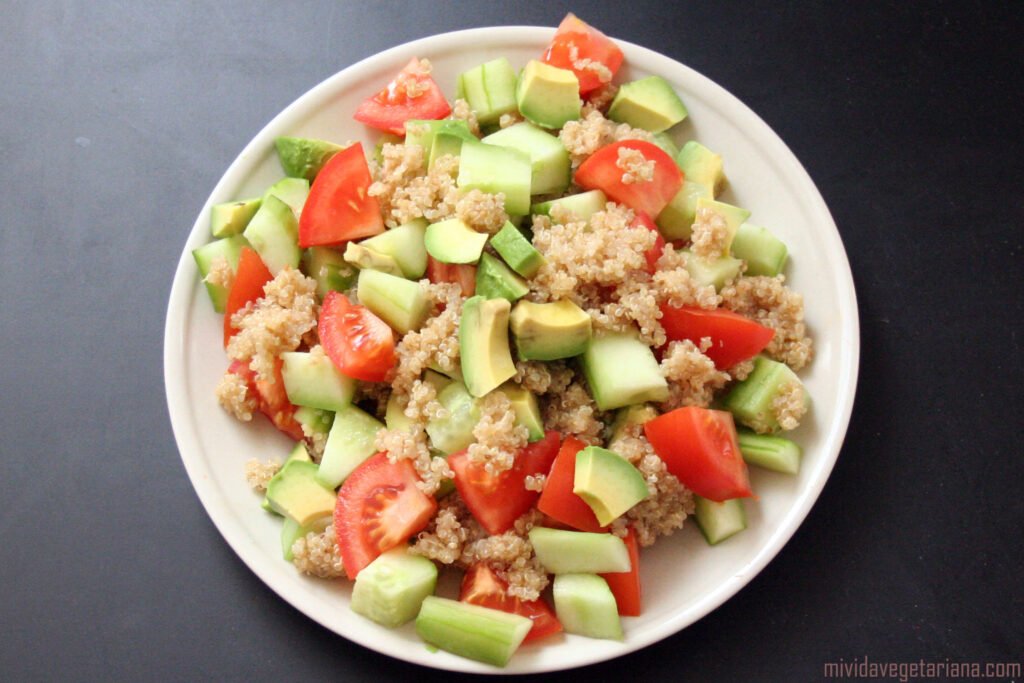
426;256;476;297
460;564;563;643
334;452;437;579
643;407;753;502
574;140;683;218
599;527;642;616
226;358;305;441
633;210;666;273
660;306;775;369
536;436;605;532
449;431;560;536
223;247;273;347
354;57;451;135
541;13;624;95
318;291;396;382
298;143;383;248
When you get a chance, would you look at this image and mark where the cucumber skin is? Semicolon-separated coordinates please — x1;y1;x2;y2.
694;496;746;545
351;548;438;628
552;573;623;641
737;431;801;474
415;596;531;667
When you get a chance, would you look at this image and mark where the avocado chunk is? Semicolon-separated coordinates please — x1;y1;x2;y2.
516;60;581;130
301;246;357;301
509;299;592;361
261;441;315;514
425;381;481;454
404;119;475;153
552;574;623;641
656;179;711;241
607;76;688;133
459;296;517;398
680;249;743;291
317;405;384;488
385;392;415;433
243;193;301;275
264;460;337;526
489;221;545;278
261;177;310;219
476;253;529;302
457;140;532;215
274;136;344;181
482;122;571;196
457;57;519;126
356;269;430;334
210;197;261;238
573;447;649;526
343;242;404;277
424;218;489;265
351;547;438;628
416;596;532;667
497;383;544;442
531;189;608;224
676;141;726;196
528;527;631;574
731;223;788;277
606;404;658;451
280;349;356;412
192;234;247;313
358;219;429;279
695;198;751;253
581;330;669;410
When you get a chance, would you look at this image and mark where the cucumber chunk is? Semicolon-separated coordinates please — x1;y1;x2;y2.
404;119;475;153
731;223;788;276
356;269;430;334
385;392;415;433
425;382;480;454
301;246;357;301
681;250;743;291
722;356;809;433
243;193;301;275
694;496;747;545
457;140;532;215
293;406;333;440
531;189;607;223
457;57;519;126
528;527;630;574
737;431;802;474
552;574;623;640
482;122;571;196
358;219;429;279
351;547;438;628
262;177;310;219
581;330;669;411
210;197;261;238
192;234;247;313
317;405;384;488
280;350;356;412
656;180;711;241
415;596;532;667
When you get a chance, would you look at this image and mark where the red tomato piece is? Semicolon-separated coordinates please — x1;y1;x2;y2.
574;140;683;218
643;407;753;502
318;291;396;382
223;247;274;347
334;452;437;579
541;13;624;95
426;255;476;297
353;57;452;135
599;527;642;616
460;564;563;643
226;358;305;441
298;143;384;248
536;436;605;533
632;210;666;273
659;306;775;369
449;431;560;536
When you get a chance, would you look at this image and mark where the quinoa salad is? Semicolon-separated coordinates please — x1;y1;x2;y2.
192;13;812;667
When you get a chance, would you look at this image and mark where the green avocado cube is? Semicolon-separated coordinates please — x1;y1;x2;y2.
490;221;545;278
608;76;688;133
516;60;581;130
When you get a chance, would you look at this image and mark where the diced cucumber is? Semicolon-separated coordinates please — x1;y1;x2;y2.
694;496;746;545
192;234;247;313
552;574;623;640
695;198;750;253
405;119;475;153
737;431;802;474
243;194;301;275
581;330;669;411
210;197;261;238
482;122;571;196
359;219;429;279
457;57;519;126
385;392;415;433
722;356;809;433
681;250;743;291
527;527;630;574
424;218;488;265
351;548;438;628
293;406;333;440
262;177;310;219
489;221;545;278
651;132;680;159
731;223;789;276
416;596;532;667
429;132;467;170
531;189;607;223
425;382;480;454
280;350;356;412
301;246;357;301
656;180;711;241
280;514;331;561
676;141;726;196
317;405;384;489
356;269;430;334
475;253;529;303
343;242;404;277
457;140;532;215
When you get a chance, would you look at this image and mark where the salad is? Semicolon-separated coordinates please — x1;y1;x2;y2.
191;13;813;668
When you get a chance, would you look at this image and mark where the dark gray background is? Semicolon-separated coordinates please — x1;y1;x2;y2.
2;1;1021;680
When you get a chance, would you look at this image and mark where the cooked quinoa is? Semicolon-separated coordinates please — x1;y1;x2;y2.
772;380;808;432
204;255;234;290
616;145;655;184
720;275;813;370
559;109;655;168
244;459;281;492
466;391;529;475
690;206;731;261
456;189;507;234
291;524;345;578
660;339;730;410
216;370;256;421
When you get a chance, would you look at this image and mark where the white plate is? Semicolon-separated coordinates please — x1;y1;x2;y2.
164;26;859;674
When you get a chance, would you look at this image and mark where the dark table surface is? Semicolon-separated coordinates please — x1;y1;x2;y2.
2;1;1021;680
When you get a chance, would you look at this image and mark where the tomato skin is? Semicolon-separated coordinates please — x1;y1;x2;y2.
449;431;560;536
354;58;452;135
599;527;642;616
659;306;775;369
318;291;396;382
574;140;683;218
632;210;666;273
298;143;383;248
223;247;274;347
426;256;476;297
226;358;305;441
460;564;563;643
541;13;624;95
643;407;753;502
536;436;605;532
334;452;437;579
